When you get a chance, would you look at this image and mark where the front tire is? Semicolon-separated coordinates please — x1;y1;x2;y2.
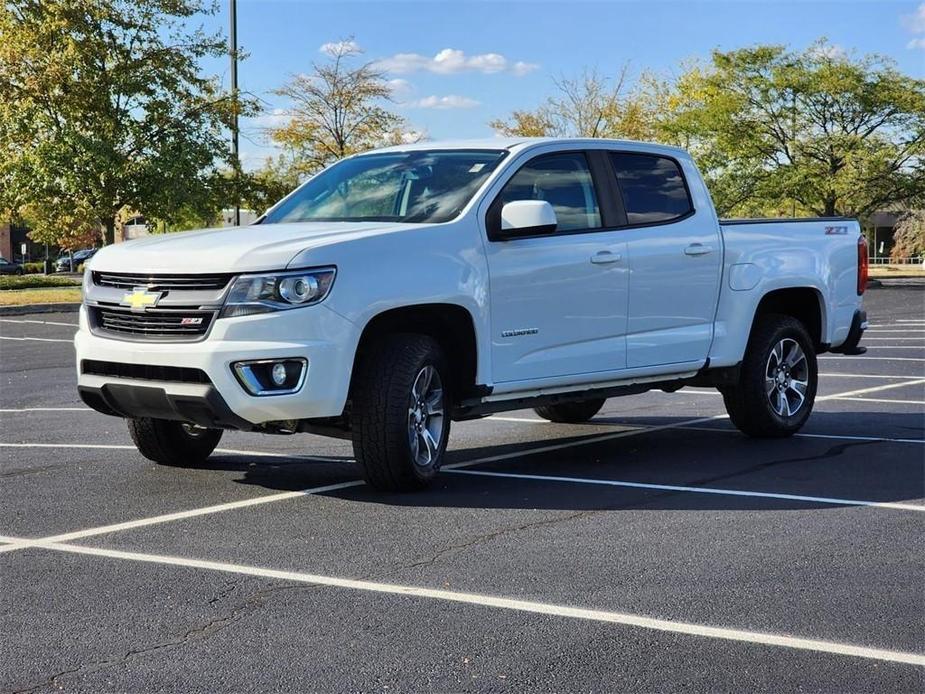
126;418;223;466
534;398;606;423
351;334;451;491
721;314;818;438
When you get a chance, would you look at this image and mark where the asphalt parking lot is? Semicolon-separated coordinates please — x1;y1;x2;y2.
1;286;923;693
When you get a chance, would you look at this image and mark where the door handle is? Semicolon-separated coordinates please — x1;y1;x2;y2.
684;243;713;256
590;251;622;264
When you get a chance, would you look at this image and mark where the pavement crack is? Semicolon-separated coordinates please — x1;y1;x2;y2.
8;581;322;693
401;511;599;571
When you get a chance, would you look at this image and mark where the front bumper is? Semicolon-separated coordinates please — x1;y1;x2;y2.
74;303;359;427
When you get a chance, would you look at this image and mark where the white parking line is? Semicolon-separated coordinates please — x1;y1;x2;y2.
2;380;921;554
2;538;920;666
835;397;925;405
817;379;925;399
820;356;925;362
864;346;925;350
0;318;78;327
446;469;925;514
679;426;924;445
0;480;364;553
0;335;72;343
819;373;922;379
0;441;351;462
0;407;91;413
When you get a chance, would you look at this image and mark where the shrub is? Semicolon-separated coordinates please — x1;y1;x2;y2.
0;275;82;290
22;262;45;274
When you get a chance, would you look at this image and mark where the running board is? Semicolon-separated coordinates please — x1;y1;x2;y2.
453;371;699;420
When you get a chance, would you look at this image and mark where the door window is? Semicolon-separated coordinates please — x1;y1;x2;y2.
610;153;692;225
497;153;602;232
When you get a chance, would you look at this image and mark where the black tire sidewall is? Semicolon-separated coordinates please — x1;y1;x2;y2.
401;344;451;482
741;316;818;435
352;334;451;490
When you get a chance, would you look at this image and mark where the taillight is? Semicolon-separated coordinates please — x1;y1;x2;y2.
857;236;868;295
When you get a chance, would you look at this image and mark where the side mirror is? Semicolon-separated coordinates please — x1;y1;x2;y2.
497;200;557;239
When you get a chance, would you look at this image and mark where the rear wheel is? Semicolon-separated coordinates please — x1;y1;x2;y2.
534;398;606;424
126;418;223;466
351;334;451;491
721;314;817;438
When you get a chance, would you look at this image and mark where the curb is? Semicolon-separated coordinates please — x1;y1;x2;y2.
0;303;80;316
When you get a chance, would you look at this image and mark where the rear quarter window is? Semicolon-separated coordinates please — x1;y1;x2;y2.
609;153;693;225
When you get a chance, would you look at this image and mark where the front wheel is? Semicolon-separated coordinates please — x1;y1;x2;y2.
126;418;223;466
721;314;818;438
351;334;451;491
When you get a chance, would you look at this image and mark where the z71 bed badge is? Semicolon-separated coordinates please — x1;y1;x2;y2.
824;225;848;235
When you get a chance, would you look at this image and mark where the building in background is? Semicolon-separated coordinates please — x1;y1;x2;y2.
865;210;901;261
0;221;49;262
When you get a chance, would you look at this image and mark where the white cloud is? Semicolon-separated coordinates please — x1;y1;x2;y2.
386;78;414;98
374;48;538;76
903;3;925;49
408;95;481;109
253;108;289;128
319;39;361;56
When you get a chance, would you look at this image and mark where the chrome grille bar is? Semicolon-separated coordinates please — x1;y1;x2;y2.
93;272;233;291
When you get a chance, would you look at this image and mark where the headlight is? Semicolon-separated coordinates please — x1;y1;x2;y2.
220;267;336;319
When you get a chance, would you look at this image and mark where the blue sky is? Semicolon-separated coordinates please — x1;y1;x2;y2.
197;0;925;169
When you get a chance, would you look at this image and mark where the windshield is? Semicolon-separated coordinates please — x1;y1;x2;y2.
262;149;507;225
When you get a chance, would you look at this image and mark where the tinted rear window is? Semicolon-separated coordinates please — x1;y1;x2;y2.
610;153;692;225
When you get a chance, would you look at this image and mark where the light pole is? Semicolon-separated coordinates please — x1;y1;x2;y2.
230;0;241;226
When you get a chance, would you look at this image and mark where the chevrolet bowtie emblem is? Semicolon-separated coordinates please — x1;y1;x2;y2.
121;287;162;312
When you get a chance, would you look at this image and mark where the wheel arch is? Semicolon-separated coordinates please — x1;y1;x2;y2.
749;286;826;350
349;303;481;403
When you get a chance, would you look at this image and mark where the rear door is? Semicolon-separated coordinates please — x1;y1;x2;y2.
607;152;722;368
483;150;629;384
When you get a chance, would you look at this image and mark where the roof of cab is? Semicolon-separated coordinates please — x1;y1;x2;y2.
368;137;690;158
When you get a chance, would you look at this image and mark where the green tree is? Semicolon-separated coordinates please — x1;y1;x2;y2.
664;41;925;217
0;0;249;246
268;39;407;176
241;155;301;217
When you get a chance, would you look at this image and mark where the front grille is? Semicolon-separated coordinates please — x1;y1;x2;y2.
91;306;214;340
81;360;211;384
93;271;233;291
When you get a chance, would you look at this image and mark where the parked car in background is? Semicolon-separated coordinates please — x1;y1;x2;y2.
55;248;97;273
76;137;869;492
0;257;24;275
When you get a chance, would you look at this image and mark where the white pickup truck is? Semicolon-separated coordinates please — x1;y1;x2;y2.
76;138;869;491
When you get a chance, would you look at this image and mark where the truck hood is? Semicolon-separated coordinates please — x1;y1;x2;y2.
88;221;422;274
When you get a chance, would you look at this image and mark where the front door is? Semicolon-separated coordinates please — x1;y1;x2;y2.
484;151;629;384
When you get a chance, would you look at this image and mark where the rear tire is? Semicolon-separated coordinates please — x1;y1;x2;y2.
721;314;817;438
534;398;606;424
351;334;451;492
126;418;223;466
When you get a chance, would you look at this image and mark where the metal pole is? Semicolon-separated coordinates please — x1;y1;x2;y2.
230;0;241;226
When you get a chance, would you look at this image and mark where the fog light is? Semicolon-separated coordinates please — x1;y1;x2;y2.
232;358;307;396
271;362;287;386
